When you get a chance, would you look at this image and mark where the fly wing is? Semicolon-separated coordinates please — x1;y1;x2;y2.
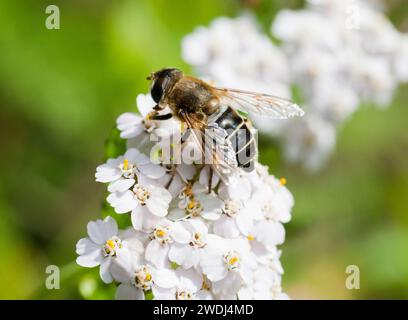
179;111;238;184
215;88;304;119
204;122;238;174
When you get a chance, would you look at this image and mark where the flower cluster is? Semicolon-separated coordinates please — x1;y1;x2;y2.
182;0;408;171
76;93;293;300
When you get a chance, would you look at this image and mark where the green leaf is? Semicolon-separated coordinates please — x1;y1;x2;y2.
105;127;127;159
144;290;154;300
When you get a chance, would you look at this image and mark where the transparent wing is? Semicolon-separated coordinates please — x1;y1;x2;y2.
215;88;304;119
204;122;238;173
179;111;238;184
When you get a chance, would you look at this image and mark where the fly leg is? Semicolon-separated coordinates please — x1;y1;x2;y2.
165;165;177;189
147;111;173;121
208;166;213;194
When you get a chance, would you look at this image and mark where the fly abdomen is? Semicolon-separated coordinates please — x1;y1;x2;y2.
214;107;257;172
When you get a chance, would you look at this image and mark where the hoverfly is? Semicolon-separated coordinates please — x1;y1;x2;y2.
146;68;304;185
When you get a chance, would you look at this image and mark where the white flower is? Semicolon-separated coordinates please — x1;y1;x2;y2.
281;115;336;172
168;219;209;269
76;216;143;284
169;183;224;221
152;268;212;300
79;71;297;298
246;180;294;247
116;94;156;140
212;176;255;238
182;4;407;171
200;236;256;298
111;250;177;300
95;148;166;193
144;220;190;268
107;176;172;231
159;163;196;198
182;15;291;100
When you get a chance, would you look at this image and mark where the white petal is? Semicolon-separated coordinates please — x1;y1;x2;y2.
152;287;175;300
228;177;251;201
199;193;223;221
87;220;106;244
145;240;169;268
213;216;240;238
170;223;190;244
151;267;177;289
131;205;163;231
168;208;187;220
200;251;227;282
201;210;221;221
139;163;166;179
103;216;118;238
108;178;135;193
177;268;202;292
236;212;253;236
108;191;138;214
253;221;285;247
95;164;122;183
115;283;144;300
76;250;104;268
146;187;171;217
76;237;99;255
99;258;113;284
212;272;242;297
168;244;189;267
136;94;155;117
195;290;213;300
110;251;134;283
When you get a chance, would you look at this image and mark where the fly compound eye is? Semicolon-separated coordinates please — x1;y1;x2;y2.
151;79;164;104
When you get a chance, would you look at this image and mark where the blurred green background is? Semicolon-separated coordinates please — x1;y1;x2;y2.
0;0;407;299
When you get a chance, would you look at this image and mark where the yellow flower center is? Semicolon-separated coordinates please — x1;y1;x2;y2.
102;236;122;256
186;199;203;217
279;177;287;186
176;289;193;300
224;251;240;270
133;185;150;204
123;159;129;171
133;266;153;291
153;226;172;245
190;232;206;248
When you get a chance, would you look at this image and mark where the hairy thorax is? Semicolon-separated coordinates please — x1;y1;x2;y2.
166;77;220;127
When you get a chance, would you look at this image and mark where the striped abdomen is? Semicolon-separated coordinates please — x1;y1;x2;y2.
213;107;257;172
